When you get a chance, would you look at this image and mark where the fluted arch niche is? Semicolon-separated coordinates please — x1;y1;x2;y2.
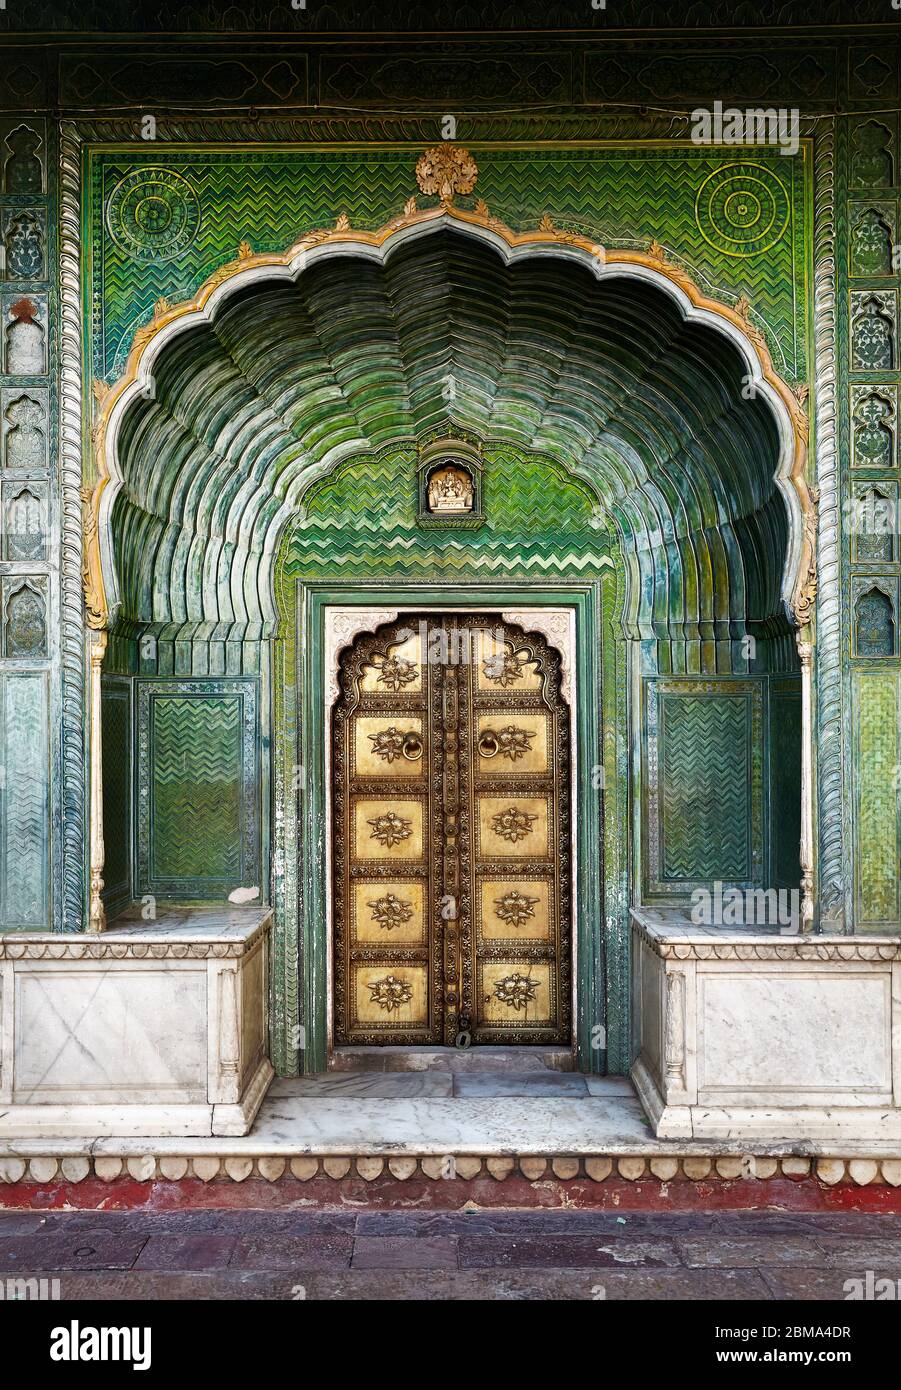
92;212;808;655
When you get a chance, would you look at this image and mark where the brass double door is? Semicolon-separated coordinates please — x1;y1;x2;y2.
333;614;571;1046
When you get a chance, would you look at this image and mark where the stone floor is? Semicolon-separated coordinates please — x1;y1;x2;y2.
1;1208;899;1299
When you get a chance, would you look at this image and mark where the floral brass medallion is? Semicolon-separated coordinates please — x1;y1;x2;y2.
367;810;413;848
373;653;419;691
490;805;537;843
415;144;478;203
368;893;415;930
333;616;571;1047
492;971;539;1012
483;649;527;686
479;724;535;761
367;975;414;1012
494;888;540;928
368;726;423;763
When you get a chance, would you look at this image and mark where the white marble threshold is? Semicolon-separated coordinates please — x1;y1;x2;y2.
2;1090;901;1160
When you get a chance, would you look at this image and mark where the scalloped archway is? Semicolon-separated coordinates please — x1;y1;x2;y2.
84;201;813;645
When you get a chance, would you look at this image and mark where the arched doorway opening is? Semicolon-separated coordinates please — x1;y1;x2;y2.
85;204;811;1074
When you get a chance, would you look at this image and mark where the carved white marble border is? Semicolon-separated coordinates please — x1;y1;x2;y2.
0;939;266;960
322;601;579;1058
647;941;901;963
811;118;846;926
0;1153;898;1183
632;911;901;962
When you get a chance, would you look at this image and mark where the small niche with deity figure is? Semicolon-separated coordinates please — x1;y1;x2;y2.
417;434;483;526
855;586;896;658
427;463;474;513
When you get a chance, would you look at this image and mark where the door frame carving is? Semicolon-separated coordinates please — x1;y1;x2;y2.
285;580;609;1072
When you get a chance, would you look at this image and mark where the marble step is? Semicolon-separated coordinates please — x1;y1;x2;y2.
330;1046;574;1073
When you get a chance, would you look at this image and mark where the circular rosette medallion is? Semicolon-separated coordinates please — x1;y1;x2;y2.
107;168;201;261
695;163;790;258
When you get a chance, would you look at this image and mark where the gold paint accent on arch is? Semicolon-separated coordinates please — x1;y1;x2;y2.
83;197;814;632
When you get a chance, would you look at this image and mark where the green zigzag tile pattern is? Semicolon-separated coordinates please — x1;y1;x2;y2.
281;443;610;581
150;695;243;882
0;673;49;929
101;686;131;903
855;672;900;926
660;693;751;881
90;145;808;381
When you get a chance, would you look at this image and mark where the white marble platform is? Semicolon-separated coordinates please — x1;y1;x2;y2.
632;909;901;1142
0;906;272;954
0;908;273;1138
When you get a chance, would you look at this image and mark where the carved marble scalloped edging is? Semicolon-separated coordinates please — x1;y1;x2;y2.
0;1155;898;1187
646;939;901;962
0;936;265;960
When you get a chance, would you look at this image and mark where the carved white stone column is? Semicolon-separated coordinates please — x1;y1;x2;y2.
798;637;814;933
664;970;686;1092
87;629;107;933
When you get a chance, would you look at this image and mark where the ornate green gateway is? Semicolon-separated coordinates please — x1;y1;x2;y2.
0;8;896;1087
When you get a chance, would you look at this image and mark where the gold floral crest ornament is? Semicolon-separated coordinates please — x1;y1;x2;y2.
367;893;415;930
368;975;414;1012
415;145;478;203
368;810;413;849
492;971;539;1012
491;805;537;844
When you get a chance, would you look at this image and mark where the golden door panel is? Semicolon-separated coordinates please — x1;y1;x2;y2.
479;961;556;1029
353;965;429;1029
333;614;571;1047
476;712;549;774
353;798;425;860
352;880;427;945
358;631;423;694
353;717;426;778
476;634;544;693
478;877;553;943
476;795;552;861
